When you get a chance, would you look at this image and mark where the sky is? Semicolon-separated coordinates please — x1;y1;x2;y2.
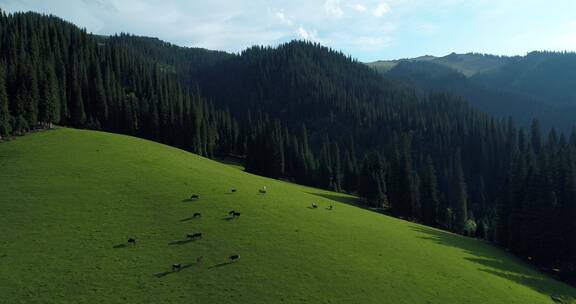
1;0;576;62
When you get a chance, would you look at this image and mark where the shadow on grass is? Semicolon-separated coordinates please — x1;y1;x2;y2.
221;216;235;221
168;239;195;245
306;192;361;205
180;216;195;222
182;198;199;203
306;191;389;215
412;225;576;301
113;243;129;249
153;264;193;278
208;261;236;269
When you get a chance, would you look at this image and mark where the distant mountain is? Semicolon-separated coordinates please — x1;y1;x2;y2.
368;53;512;76
472;51;576;106
373;52;576;132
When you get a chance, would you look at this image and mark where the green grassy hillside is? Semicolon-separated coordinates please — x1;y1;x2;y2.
1;128;575;304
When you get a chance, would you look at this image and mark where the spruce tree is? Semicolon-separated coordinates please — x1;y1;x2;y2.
452;150;468;233
0;64;11;137
38;63;60;126
421;156;440;226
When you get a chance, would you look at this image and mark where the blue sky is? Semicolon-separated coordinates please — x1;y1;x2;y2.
1;0;575;62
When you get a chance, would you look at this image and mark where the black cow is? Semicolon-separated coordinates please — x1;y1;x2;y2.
172;264;181;271
259;189;266;194
229;254;240;262
190;194;200;200
329;205;333;210
193;212;201;218
127;238;136;244
229;210;236;215
232;211;241;218
312;203;318;209
187;232;203;240
231;189;237;193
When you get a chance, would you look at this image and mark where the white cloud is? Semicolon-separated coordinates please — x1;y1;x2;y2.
297;26;319;41
324;0;343;18
373;2;390;17
0;0;401;60
274;9;293;26
351;4;367;12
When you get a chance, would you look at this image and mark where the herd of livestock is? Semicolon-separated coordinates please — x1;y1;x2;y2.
118;185;333;274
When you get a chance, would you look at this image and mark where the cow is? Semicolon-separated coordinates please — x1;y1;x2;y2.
329;205;333;210
190;194;200;200
312;203;318;209
231;189;237;193
172;264;182;271
127;238;136;244
187;233;203;240
193;212;202;218
232;211;241;218
229;254;240;262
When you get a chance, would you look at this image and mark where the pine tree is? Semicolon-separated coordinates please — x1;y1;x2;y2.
23;64;39;127
420;156;440;226
358;153;389;208
38;63;60;126
0;63;11;137
452;150;468;233
531;119;542;154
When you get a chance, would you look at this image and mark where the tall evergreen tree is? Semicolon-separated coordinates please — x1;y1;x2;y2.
452;150;469;233
421;156;440;226
0;63;11;137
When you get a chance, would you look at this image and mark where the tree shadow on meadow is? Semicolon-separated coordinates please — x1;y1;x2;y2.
306;191;389;215
305;191;361;206
412;225;576;302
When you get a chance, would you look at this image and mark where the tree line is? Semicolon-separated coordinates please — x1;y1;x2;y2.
2;10;576;282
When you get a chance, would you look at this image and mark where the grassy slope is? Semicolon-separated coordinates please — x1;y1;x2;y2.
1;128;575;304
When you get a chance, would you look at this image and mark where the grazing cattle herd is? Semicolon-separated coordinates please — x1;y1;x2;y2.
120;185;333;274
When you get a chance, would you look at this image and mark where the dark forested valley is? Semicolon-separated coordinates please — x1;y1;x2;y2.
2;10;576;282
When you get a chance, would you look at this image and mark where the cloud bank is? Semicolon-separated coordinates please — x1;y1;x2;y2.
1;0;575;61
